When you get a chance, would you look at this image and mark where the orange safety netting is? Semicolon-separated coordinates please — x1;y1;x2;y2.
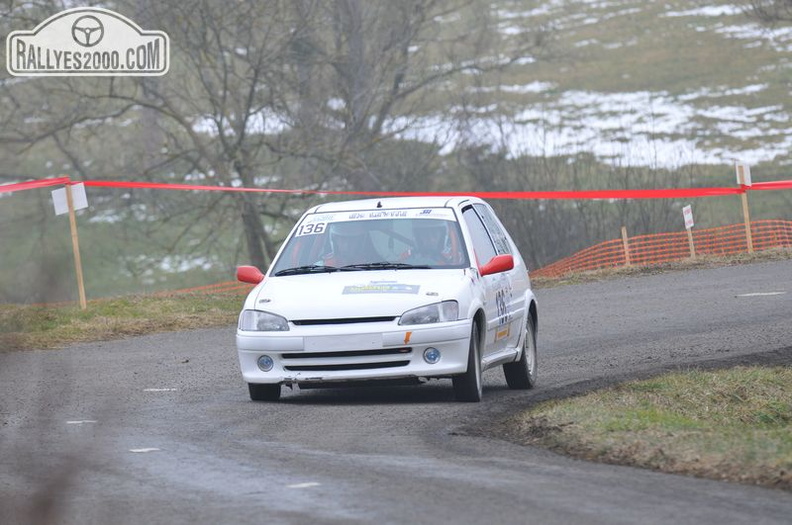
531;219;792;279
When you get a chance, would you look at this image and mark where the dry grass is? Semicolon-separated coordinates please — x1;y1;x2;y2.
509;367;792;490
0;293;242;351
523;251;792;490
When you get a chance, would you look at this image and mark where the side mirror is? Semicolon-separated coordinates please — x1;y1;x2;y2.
237;265;265;284
479;254;514;277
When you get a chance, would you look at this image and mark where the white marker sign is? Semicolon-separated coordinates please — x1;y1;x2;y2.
735;163;752;186
682;205;694;230
52;183;88;215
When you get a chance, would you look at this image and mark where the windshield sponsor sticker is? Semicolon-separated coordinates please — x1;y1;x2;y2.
348;211;408;219
343;281;420;295
346;209;455;220
303;208;456;225
6;7;169;76
303;213;336;224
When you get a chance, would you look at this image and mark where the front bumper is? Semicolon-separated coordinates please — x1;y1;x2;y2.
237;319;472;385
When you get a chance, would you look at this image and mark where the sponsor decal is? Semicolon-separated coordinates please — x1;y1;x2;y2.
343;209;456;221
495;327;510;341
343;281;420;295
303;213;336;224
6;7;169;76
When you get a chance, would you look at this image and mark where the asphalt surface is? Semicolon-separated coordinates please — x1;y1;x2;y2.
1;259;791;524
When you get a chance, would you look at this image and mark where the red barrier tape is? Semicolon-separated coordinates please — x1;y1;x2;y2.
752;180;792;191
0;177;71;193
2;177;791;199
81;180;746;200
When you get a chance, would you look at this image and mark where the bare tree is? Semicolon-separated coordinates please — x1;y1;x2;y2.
746;0;792;23
454;143;685;269
1;0;549;274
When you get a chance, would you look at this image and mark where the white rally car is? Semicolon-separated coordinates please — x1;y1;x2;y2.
235;196;538;402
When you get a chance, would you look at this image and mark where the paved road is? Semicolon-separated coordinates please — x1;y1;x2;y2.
2;260;791;524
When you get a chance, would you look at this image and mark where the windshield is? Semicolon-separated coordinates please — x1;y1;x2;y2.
270;208;470;275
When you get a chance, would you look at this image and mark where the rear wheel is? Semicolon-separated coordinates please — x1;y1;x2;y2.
503;314;537;389
248;383;281;401
453;323;483;402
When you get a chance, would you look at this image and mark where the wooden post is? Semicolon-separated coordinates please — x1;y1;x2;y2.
621;226;631;267
682;205;695;259
686;228;696;259
65;183;87;310
736;164;754;253
740;193;753;254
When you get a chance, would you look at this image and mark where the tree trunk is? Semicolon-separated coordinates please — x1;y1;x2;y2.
240;194;269;270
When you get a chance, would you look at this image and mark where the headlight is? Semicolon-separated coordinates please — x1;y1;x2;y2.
399;301;459;325
238;310;289;331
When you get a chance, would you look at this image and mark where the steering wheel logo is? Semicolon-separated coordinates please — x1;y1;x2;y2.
71;15;104;47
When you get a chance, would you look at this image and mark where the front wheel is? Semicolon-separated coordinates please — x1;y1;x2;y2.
503;314;537;389
453;323;483;402
248;383;281;401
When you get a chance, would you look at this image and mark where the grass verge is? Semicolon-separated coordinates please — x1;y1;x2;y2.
505;367;792;491
0;293;242;351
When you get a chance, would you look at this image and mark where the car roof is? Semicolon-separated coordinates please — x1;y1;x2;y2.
309;195;486;214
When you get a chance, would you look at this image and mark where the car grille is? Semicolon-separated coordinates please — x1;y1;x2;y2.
292;316;397;326
282;347;412;372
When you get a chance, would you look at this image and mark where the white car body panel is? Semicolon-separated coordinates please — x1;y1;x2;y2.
235;196;537;398
241;270;478;320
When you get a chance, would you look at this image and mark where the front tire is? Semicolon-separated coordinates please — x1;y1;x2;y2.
503;313;537;389
248;383;281;401
453;323;483;402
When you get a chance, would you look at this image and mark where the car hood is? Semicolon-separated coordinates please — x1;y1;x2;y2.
250;269;471;320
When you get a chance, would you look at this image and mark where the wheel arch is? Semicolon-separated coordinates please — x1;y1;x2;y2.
472;308;486;346
529;299;538;333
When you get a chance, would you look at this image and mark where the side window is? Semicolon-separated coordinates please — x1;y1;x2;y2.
473;204;512;255
462;207;497;265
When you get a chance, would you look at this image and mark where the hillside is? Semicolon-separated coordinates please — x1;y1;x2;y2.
438;0;792;169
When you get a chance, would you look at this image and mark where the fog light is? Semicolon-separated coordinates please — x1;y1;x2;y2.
257;355;274;372
423;347;441;364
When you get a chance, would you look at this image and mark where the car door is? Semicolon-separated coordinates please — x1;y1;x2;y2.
471;203;527;351
461;205;509;357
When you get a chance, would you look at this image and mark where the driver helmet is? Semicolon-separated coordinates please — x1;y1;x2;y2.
330;221;365;249
414;220;448;247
